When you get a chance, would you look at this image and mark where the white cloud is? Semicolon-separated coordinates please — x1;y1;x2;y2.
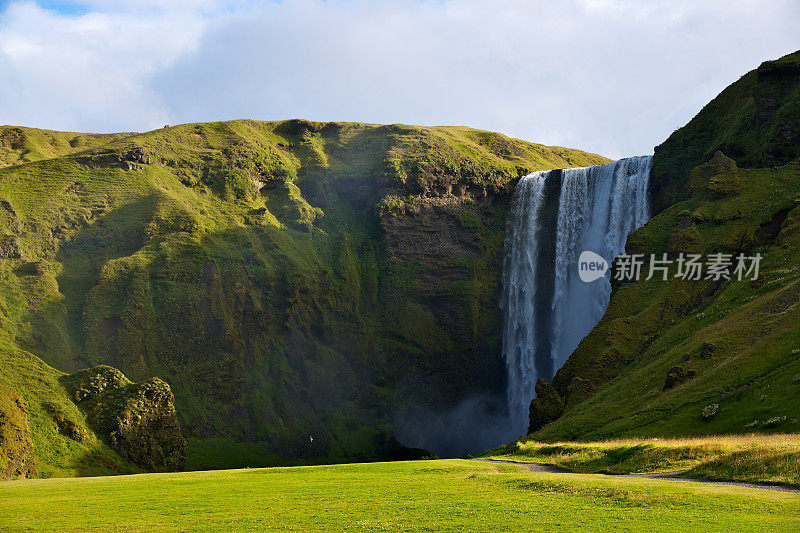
0;1;209;131
1;0;798;156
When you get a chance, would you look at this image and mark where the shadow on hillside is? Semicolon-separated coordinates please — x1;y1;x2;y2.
22;195;159;372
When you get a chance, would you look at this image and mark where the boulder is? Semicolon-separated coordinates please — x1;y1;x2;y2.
701;403;719;421
528;378;565;433
700;342;716;359
663;366;696;390
118;147;152;166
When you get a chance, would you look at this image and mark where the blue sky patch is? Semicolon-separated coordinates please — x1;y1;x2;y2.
0;1;89;16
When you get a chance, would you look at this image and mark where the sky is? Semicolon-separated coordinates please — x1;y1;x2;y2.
0;1;798;158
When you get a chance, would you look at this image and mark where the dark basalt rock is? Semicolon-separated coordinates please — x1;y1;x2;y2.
65;366;186;472
0;385;37;480
700;342;716;359
663;366;696;390
76;146;152;171
528;378;565;433
119;147;152;168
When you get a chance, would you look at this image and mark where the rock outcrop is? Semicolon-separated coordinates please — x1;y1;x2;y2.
663;366;696;390
528;379;565;432
65;366;186;472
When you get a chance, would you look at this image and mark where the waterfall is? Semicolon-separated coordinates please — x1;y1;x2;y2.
501;156;652;433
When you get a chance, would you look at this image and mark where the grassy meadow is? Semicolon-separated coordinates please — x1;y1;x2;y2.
1;459;799;532
488;434;800;487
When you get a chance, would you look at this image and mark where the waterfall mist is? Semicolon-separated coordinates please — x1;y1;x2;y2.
394;394;519;458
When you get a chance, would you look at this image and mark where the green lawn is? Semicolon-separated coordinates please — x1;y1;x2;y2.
1;460;798;531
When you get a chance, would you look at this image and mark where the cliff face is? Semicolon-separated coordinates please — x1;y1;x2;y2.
0;120;606;469
530;50;800;440
378;177;519;411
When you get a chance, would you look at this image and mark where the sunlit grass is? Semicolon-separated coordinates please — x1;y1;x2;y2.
1;459;798;532
488;434;800;486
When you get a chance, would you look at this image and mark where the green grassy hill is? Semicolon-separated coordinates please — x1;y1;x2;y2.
529;50;800;441
0;119;607;474
0;126;134;169
650;50;800;212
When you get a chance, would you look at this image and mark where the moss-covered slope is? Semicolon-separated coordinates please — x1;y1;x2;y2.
650;50;800;212
530;50;800;441
0;126;134;169
0;382;36;480
0;119;607;469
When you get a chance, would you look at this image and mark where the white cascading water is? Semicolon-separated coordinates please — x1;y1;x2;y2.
502;156;652;434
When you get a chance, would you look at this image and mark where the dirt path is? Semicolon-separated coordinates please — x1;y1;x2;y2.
474;459;800;493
